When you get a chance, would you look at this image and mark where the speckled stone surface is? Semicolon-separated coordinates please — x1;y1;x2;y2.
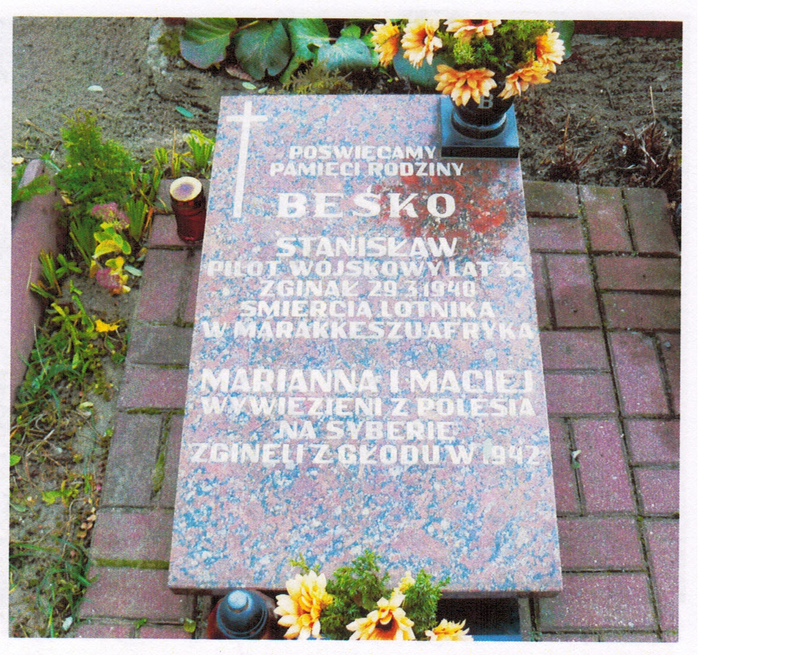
169;95;561;596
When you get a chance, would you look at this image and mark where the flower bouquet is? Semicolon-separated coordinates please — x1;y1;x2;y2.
371;19;566;107
274;551;472;641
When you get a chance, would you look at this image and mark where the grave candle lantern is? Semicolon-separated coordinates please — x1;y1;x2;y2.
169;176;206;242
206;589;278;639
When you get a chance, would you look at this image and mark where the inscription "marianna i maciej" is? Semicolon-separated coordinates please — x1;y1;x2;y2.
199;367;538;395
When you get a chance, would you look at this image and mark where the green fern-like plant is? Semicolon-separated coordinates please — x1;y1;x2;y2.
318;550;391;640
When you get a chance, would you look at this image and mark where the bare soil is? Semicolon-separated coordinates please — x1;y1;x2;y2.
9;16;682;638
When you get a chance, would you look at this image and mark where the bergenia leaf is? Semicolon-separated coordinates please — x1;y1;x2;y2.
180;18;238;69
234;19;291;79
280;18;330;84
316;36;374;72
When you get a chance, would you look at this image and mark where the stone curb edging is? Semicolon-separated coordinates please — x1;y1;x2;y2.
9;160;66;406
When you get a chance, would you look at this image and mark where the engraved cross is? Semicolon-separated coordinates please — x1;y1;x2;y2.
225;98;270;218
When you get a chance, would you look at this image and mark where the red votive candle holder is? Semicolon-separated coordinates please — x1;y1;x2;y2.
170;176;206;243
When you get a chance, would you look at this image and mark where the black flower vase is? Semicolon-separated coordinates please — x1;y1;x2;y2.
440;89;520;158
450;90;515;139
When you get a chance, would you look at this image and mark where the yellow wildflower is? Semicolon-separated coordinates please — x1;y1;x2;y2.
435;65;497;106
346;592;416;641
94;319;121;333
371;20;401;67
275;570;333;639
401;19;442;68
426;618;473;641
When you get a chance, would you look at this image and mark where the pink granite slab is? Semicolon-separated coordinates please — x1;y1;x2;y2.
168;95;561;596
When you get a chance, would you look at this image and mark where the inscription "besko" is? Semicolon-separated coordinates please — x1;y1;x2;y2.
276;192;456;218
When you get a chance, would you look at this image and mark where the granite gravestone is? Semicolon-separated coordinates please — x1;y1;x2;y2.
169;95;561;596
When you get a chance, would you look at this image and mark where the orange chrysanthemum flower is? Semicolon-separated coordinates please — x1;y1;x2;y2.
425;618;474;641
499;59;551;99
346;592;416;641
401;19;443;68
371;20;401;67
536;27;565;73
445;19;502;41
435;65;497;106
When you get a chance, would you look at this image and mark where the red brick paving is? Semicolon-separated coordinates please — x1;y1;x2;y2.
75;182;679;642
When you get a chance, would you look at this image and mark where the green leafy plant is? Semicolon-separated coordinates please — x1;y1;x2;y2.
179;18;378;85
54;110;153;277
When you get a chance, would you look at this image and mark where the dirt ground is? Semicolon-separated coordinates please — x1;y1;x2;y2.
9;16;682;637
12;17;682;200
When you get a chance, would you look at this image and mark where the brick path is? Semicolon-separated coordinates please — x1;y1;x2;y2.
73;182;680;642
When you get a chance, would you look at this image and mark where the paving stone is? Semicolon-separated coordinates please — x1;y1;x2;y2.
139;624;193;638
643;519;679;631
136;249;188;323
127;324;193;366
579;185;632;253
658;332;681;415
547;254;602;327
625;188;680;255
529;252;553;329
524;180;580;217
571;419;635;513
157;415;184;509
558;517;644;570
117;365;189;410
548;418;580;514
73;621;134;638
102;413;163;507
544;372;617;416
182;253;202;324
609;331;670;416
527;217;585;252
602;292;681;330
91;509;174;562
595;256;680;291
538;573;656;630
635;468;680;516
147;214;187;248
81;567;194;621
625;419;680;465
540;330;609;371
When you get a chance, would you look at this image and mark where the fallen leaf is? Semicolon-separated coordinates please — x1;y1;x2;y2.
175;106;194;118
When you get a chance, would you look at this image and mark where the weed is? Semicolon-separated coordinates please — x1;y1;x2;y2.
12;160;54;204
157;27;182;58
185;129;215;178
544;115;598;182
615;87;681;203
285;61;355;95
